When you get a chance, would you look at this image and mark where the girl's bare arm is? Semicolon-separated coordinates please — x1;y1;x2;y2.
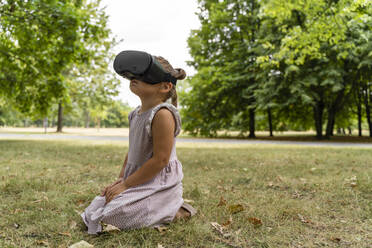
105;109;175;203
123;109;174;188
118;152;128;179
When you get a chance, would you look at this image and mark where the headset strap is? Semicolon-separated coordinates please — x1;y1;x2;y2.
164;73;177;85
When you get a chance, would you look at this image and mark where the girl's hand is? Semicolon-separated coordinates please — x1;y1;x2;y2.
105;181;128;204
100;178;123;197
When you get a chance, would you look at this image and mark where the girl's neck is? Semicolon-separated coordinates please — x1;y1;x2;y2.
139;99;164;114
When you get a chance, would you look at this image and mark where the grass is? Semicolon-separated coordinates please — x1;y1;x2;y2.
0;139;371;247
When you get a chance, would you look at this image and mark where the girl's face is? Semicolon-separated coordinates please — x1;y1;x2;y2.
129;79;157;96
129;79;171;100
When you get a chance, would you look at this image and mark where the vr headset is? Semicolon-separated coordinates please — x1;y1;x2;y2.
113;50;178;85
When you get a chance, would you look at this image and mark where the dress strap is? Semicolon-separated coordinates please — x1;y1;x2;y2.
145;103;182;138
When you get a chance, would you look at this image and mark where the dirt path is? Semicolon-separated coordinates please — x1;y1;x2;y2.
1;133;372;148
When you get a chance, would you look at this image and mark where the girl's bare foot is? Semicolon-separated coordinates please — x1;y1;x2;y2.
174;202;196;221
174;206;191;220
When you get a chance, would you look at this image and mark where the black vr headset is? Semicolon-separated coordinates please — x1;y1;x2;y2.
113;50;178;85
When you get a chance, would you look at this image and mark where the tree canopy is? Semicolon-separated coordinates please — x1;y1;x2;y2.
0;0;120;127
181;0;372;138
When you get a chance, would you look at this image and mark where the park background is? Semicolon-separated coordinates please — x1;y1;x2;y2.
0;0;371;247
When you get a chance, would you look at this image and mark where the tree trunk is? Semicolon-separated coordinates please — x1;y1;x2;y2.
325;107;337;139
97;117;101;132
267;107;273;137
248;108;256;138
84;109;90;128
363;84;372;137
57;101;63;132
330;117;335;136
357;88;363;136
313;100;324;139
325;89;345;138
347;127;352;135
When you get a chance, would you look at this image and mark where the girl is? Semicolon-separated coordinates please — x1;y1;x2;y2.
80;55;196;234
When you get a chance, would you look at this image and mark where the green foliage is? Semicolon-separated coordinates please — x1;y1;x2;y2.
183;0;372;138
0;0;120;118
0;99;131;128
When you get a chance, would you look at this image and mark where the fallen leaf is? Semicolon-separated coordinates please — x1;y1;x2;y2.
184;199;194;204
155;226;168;235
217;196;227;206
13;209;22;214
222;216;233;227
299;178;307;183
210;222;231;238
267;182;280;189
217;185;227;191
248;217;262;227
69;221;77;230
103;224;120;232
330;237;341;242
58;232;71;237
298;214;312;224
69;240;94;248
292;191;303;199
77;199;85;207
36;240;49;246
228;204;244;214
210;222;224;235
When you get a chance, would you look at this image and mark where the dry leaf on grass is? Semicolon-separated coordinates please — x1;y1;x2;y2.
267;182;280;189
217;196;227;206
36;240;49;246
210;222;231;238
217;185;227;191
247;217;262;227
210;222;226;236
77;199;85;207
155;226;168;235
69;221;77;230
222;216;233;227
58;232;71;237
345;176;357;187
184;199;194;203
12;209;22;214
69;240;94;248
298;214;312;224
102;224;120;232
228;204;244;214
330;237;341;242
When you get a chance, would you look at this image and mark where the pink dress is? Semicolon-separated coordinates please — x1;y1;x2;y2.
81;102;184;234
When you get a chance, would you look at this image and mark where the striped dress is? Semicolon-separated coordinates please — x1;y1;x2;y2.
81;102;184;234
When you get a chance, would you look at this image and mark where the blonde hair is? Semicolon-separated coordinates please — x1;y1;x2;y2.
155;56;186;108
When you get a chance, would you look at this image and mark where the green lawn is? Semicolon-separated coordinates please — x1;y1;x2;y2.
0;139;371;247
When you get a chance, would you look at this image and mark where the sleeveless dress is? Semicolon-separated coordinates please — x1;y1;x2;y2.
81;102;184;234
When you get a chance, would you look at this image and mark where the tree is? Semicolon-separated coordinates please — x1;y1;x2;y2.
0;0;120;132
257;0;372;138
183;0;262;137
